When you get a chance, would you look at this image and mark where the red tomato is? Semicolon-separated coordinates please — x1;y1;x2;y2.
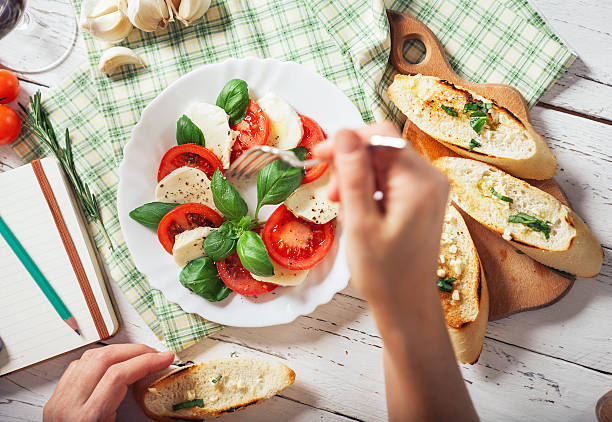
158;144;224;182
0;70;19;104
216;252;278;296
0;105;21;145
157;203;223;254
230;99;270;163
298;114;328;184
262;205;334;270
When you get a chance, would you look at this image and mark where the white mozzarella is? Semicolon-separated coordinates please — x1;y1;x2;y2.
258;92;303;149
284;168;338;224
251;259;310;286
185;102;235;168
172;226;217;267
155;167;216;209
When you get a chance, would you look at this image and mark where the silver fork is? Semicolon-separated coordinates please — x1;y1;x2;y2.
225;135;407;181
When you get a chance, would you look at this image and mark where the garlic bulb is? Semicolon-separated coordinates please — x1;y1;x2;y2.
118;0;173;32
80;0;133;42
99;46;144;75
172;0;210;25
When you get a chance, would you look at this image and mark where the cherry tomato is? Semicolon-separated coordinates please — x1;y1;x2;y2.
216;252;278;296
0;70;19;104
0;105;21;145
297;114;328;184
157;203;223;254
157;144;224;182
230;99;270;163
262;205;334;270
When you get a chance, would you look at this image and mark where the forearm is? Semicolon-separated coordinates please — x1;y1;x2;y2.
371;292;479;422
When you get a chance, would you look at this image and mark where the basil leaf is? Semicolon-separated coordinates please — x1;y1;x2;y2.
203;221;238;261
172;399;205;411
291;146;308;161
469;110;487;135
129;202;180;228
490;188;514;203
437;276;455;292
216;79;249;126
544;265;576;280
468;139;481;151
211;168;248;220
441;105;458;117
256;159;304;218
179;256;231;302
508;213;551;239
463;101;492;113
236;231;274;277
176;115;205;146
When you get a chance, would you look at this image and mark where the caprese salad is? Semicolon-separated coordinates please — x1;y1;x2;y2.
129;79;339;302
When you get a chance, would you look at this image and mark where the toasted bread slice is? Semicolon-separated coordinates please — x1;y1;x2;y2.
136;358;295;421
438;204;488;364
435;157;603;277
388;74;556;180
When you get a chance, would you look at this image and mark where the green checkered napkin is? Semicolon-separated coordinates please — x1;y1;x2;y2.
12;0;574;352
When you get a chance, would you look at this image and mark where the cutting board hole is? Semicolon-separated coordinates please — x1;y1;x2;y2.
402;38;426;64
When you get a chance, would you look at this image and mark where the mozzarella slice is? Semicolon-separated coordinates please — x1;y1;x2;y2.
155;167;215;209
258;92;303;149
251;259;310;286
185;102;235;168
172;226;216;267
284;168;338;224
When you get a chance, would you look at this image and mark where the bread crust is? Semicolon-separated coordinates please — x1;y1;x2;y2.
446;264;489;364
135;359;296;421
435;157;603;278
388;74;556;180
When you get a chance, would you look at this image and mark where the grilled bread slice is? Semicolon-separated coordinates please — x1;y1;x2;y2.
439;204;489;364
388;74;556;180
136;358;295;421
435;157;603;277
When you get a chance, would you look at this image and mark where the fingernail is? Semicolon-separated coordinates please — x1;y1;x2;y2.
158;351;174;359
336;131;362;154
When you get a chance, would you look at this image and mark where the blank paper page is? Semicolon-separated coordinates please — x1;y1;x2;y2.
0;159;116;375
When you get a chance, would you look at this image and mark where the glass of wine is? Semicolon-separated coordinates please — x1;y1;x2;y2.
0;0;77;73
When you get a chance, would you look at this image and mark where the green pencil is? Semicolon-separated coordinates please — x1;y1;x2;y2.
0;214;81;335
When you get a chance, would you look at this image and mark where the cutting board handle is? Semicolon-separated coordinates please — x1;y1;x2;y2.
387;9;531;123
387;9;458;83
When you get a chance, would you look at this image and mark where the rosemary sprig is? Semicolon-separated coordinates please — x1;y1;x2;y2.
18;91;114;250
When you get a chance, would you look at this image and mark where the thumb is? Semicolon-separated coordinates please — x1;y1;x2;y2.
333;130;377;227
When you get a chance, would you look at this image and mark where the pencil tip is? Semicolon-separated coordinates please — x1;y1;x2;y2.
75;329;81;336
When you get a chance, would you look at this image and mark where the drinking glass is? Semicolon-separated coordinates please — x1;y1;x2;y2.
0;0;77;73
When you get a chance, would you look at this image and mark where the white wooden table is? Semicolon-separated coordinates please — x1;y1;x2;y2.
1;1;611;420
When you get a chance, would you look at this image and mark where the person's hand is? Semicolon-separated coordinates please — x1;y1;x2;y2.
43;344;174;422
313;122;449;311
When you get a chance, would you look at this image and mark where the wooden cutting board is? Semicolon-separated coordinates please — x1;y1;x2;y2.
387;10;574;319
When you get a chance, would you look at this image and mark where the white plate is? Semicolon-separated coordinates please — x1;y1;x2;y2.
117;58;364;327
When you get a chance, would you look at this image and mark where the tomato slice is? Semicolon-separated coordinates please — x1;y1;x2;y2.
230;99;270;163
216;252;278;296
158;144;224;182
262;205;334;270
157;203;223;254
298;114;328;184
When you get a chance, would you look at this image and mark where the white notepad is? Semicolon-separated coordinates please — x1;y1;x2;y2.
0;158;118;376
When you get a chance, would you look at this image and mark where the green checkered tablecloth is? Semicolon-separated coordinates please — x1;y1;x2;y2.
12;0;575;352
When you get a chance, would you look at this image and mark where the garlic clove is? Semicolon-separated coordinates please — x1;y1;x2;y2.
99;46;144;75
82;10;134;42
174;0;210;25
79;0;118;23
118;0;172;32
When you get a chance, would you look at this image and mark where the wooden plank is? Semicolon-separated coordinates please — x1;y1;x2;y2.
534;0;612;120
